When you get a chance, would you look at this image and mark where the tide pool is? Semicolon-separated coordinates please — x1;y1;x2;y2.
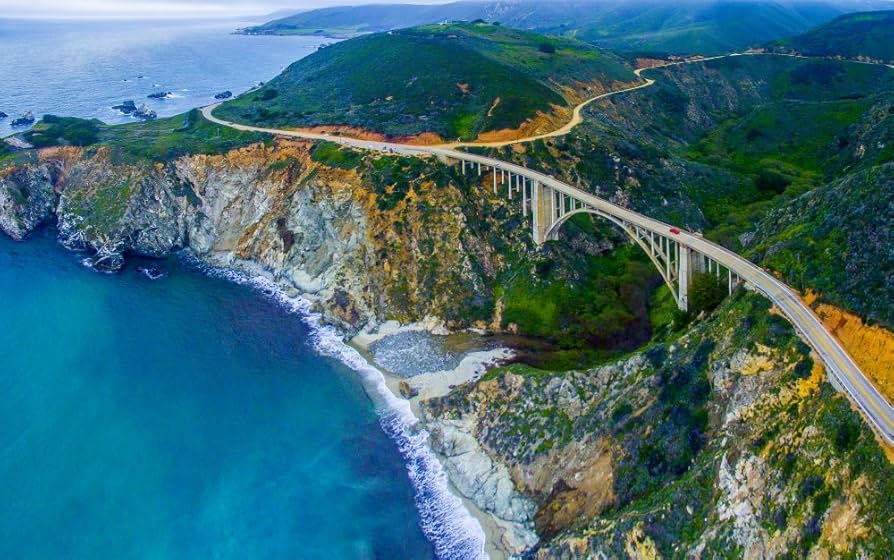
0;230;437;559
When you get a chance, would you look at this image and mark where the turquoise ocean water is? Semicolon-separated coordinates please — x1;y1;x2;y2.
0;230;442;558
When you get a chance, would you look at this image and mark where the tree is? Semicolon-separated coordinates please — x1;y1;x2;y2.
688;272;727;315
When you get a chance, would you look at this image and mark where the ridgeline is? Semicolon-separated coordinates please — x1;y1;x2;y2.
216;22;637;142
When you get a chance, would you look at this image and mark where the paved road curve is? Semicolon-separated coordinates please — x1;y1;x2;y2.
201;54;894;445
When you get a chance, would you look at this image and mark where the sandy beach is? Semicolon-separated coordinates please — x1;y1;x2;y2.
350;324;517;560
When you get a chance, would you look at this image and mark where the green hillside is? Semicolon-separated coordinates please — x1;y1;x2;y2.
566;1;844;54
19;111;264;162
770;10;894;62
747;163;894;329
216;22;636;141
238;3;486;38
479;54;894;326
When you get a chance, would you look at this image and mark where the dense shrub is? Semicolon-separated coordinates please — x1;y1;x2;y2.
25;115;101;147
688;272;727;315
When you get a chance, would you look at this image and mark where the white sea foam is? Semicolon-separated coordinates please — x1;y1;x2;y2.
190;258;489;560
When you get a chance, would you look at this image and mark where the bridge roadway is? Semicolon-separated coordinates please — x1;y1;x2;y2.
200;55;894;445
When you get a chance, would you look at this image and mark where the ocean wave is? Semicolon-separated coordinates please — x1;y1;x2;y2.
188;257;489;560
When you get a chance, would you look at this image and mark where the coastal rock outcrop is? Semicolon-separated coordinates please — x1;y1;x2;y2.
0;148;79;240
0;165;55;240
424;412;539;555
113;100;138;114
11;111;35;127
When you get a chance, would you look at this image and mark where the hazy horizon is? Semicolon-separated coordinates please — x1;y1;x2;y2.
4;0;893;20
0;0;454;20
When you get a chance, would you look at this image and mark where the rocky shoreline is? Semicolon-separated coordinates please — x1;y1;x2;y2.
351;324;540;559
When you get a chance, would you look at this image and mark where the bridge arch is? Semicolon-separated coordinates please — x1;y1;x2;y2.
544;208;683;308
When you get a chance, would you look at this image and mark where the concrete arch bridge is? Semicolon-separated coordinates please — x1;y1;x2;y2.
452;154;738;313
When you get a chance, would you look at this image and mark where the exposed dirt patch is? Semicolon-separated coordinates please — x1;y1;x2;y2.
283;124;445;146
804;291;894;405
517;439;616;538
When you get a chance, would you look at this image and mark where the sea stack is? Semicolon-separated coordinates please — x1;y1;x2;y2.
134;104;157;120
112;100;138;114
10;111;35;127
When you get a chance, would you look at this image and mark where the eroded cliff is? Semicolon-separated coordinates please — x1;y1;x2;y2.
424;292;894;558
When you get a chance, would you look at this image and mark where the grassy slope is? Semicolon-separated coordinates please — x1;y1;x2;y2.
20;110;264;162
682;58;894;242
217;22;635;141
770;10;894;62
747;164;894;329
238;3;484;37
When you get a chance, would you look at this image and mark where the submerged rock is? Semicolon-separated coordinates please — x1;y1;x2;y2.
138;265;168;280
147;91;172;100
0;111;7;120
83;251;126;273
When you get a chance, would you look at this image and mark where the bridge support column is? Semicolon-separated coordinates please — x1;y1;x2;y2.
531;182;551;245
523;180;528;217
678;245;691;312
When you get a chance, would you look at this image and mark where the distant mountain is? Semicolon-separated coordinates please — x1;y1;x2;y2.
237;4;485;37
561;1;847;54
237;0;888;54
216;22;637;141
769;10;894;62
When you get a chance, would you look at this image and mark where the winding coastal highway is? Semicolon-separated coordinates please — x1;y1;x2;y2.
201;53;894;446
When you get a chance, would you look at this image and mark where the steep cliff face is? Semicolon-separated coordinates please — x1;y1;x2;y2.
0;148;80;240
0;140;531;332
424;292;894;558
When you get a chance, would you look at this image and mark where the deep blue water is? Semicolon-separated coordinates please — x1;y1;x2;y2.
0;230;439;559
0;18;328;136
